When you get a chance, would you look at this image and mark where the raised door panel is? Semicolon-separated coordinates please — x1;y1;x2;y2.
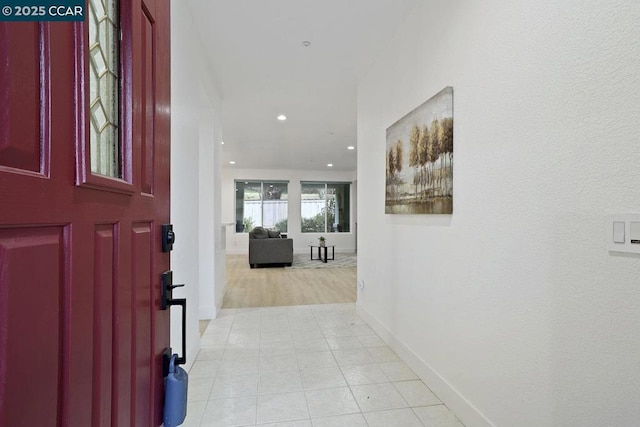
131;223;153;426
113;224;132;427
0;22;49;175
92;225;115;427
0;227;67;427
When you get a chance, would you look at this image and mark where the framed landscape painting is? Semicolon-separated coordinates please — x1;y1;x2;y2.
385;86;453;214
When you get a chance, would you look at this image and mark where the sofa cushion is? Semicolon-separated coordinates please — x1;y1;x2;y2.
267;229;281;238
249;226;269;239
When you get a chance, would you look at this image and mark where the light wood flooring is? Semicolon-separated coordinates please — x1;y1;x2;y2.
222;254;357;308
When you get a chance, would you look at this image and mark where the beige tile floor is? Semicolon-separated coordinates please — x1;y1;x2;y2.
183;303;464;427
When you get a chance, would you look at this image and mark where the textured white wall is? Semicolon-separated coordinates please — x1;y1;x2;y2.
171;3;224;369
222;168;357;254
357;1;640;426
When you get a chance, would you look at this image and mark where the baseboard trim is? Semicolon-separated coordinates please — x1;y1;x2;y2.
215;284;226;315
198;305;216;320
226;249;247;255
227;248;357;255
198;285;227;320
356;304;495;427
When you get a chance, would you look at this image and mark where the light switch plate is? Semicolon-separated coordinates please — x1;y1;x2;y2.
613;221;625;243
630;222;640;245
607;214;640;254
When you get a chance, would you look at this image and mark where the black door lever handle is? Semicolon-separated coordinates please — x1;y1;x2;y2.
161;271;188;365
168;298;187;365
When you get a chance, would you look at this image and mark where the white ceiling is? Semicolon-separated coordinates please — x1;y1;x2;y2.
187;0;419;172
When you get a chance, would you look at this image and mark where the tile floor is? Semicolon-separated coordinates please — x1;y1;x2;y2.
183;303;464;427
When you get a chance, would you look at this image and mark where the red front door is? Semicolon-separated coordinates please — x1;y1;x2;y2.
0;0;171;426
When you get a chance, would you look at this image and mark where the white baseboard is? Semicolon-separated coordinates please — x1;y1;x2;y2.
198;285;228;320
226;249;248;255
227;248;357;255
357;304;495;427
215;284;226;316
199;305;216;320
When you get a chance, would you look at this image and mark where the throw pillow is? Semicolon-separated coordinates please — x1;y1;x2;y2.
267;229;281;238
250;227;269;239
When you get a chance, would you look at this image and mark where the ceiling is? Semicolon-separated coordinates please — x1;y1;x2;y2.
187;0;419;172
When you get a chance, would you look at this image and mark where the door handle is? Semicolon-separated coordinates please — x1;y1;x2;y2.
169;298;186;366
162;271;187;365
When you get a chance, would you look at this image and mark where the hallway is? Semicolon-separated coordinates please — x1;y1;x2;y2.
183;303;463;426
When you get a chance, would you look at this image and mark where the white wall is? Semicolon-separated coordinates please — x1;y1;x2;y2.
197;96;225;320
222;168;357;254
357;1;640;426
171;2;224;370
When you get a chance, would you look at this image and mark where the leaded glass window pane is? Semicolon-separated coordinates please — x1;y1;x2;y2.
89;0;120;177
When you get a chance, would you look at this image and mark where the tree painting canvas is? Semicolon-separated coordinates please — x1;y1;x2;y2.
385;87;453;214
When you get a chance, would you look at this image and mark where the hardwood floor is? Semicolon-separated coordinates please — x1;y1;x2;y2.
222;254;357;308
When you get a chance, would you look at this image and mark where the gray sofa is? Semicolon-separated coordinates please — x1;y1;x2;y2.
248;227;293;268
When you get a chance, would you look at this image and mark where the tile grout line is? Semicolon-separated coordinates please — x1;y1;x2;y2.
294;306;317;425
192;304;459;427
254;309;261;426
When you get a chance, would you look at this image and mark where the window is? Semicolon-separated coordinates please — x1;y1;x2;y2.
301;182;351;233
89;0;121;177
235;181;288;233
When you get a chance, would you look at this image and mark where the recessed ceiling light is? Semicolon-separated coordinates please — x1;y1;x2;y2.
221;141;225;145
302;41;311;47
327;163;333;167
277;114;287;121
347;146;355;150
229;161;236;165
